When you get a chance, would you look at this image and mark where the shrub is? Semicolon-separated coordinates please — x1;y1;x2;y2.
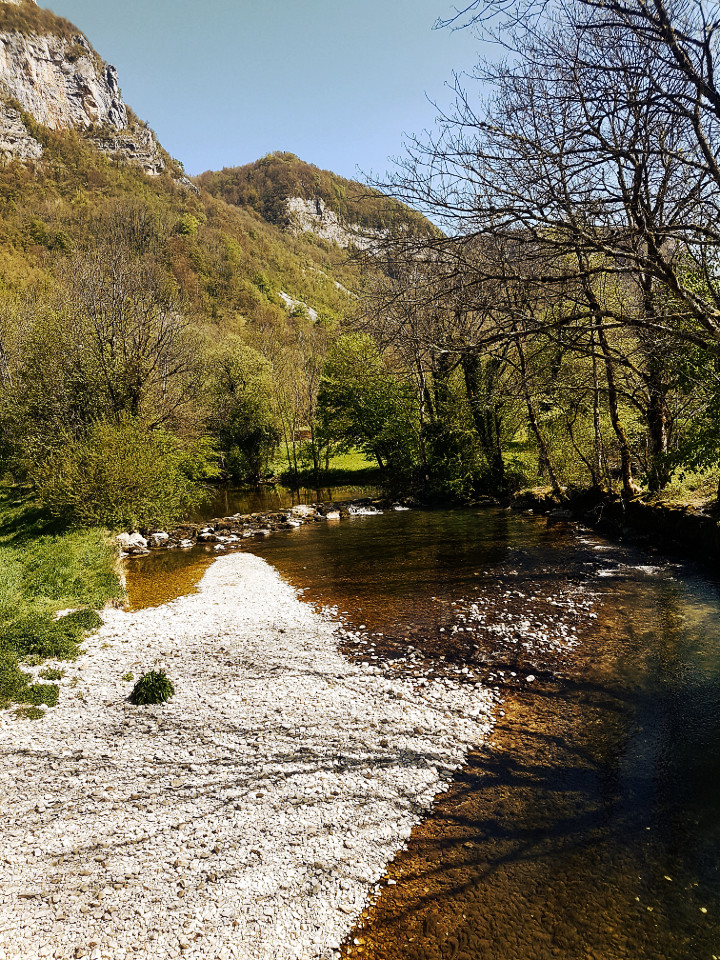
33;416;216;529
129;669;175;705
175;214;199;237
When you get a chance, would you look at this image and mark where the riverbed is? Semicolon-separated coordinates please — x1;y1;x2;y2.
237;507;720;959
3;505;719;959
0;550;497;960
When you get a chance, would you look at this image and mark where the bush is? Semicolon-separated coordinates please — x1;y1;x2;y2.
129;669;175;705
32;415;216;529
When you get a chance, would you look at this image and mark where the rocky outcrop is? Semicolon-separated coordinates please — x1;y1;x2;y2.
278;289;318;321
0;98;40;160
0;30;126;130
286;196;385;249
91;123;165;176
0;1;166;174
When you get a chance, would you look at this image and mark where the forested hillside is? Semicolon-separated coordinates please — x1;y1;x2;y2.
2;0;719;539
197;152;437;236
0;0;440;526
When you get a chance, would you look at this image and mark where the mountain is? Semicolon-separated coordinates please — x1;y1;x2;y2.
197;152;438;248
0;0;434;332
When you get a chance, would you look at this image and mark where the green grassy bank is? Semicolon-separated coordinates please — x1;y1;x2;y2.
0;485;124;719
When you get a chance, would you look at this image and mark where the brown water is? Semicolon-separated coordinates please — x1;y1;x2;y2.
125;507;720;958
191;483;383;521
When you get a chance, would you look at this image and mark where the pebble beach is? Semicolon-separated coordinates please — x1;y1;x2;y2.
0;553;497;960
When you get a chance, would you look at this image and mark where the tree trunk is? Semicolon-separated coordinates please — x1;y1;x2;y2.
595;319;638;499
513;333;563;497
591;330;604;489
461;350;505;491
646;378;672;491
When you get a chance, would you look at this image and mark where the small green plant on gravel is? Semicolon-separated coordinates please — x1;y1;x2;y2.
128;669;175;705
121;672;133;682
13;706;45;721
39;667;65;681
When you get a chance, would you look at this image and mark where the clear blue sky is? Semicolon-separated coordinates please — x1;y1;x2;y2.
46;0;488;180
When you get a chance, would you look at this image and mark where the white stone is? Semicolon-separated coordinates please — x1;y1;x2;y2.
115;532;148;552
0;553;498;960
290;505;315;518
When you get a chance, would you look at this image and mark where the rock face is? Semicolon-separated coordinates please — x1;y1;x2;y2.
0;0;165;174
286;196;385;249
0;99;40;160
0;30;126;130
91;124;165;176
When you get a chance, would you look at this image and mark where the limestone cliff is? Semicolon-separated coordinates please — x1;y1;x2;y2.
285;196;385;250
0;0;165;174
0;99;40;160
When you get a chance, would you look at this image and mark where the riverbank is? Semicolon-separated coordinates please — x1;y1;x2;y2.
512;487;720;563
118;497;415;557
0;486;123;718
0;552;497;960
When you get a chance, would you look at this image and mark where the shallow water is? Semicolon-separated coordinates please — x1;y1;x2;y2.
190;483;382;521
125;507;720;957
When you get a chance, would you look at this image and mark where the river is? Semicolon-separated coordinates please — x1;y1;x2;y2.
126;504;720;959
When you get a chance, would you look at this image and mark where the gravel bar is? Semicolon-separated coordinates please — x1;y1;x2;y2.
0;553;497;960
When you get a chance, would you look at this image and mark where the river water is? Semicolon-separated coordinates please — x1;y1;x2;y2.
126;505;720;959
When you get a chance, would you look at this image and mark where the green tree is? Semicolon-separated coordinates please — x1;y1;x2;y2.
317;333;419;480
203;337;280;481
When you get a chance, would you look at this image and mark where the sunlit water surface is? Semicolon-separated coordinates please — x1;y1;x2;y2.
126;507;720;959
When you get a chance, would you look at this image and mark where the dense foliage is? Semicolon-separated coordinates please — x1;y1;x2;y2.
33;416;216;529
3;0;720;524
197;152;438;237
0;134;373;508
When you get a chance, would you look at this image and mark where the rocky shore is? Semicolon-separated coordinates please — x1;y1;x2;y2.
0;553;497;960
116;499;414;557
512;488;720;563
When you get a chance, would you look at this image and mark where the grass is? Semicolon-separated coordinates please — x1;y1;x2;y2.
0;484;124;713
275;448;384;488
128;669;174;705
645;466;720;511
